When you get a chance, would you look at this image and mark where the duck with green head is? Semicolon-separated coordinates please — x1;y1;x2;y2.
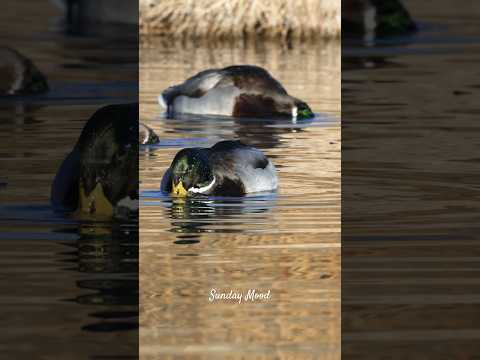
51;103;138;219
343;0;416;39
161;140;278;197
159;65;314;120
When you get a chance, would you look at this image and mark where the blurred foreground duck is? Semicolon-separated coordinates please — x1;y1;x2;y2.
161;140;277;197
0;47;48;95
159;65;313;119
51;103;138;219
343;0;416;39
51;0;138;25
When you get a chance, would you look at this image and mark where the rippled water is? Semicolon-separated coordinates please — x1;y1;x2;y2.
140;40;340;358
0;0;138;358
342;0;480;357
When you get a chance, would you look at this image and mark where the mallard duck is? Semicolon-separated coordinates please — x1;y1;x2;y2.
0;47;48;95
51;103;138;218
51;0;138;25
159;65;314;119
343;0;416;39
161;140;277;197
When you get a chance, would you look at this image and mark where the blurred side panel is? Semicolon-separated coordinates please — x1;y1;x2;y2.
0;0;139;358
342;0;480;358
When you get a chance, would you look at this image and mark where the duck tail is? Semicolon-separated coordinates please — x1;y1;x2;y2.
159;86;180;109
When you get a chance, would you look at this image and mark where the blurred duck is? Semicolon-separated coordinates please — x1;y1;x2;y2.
51;0;138;25
0;47;48;95
161;140;277;197
343;0;416;39
51;103;138;219
159;65;314;119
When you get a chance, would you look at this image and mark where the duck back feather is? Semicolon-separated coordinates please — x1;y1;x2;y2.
210;141;277;194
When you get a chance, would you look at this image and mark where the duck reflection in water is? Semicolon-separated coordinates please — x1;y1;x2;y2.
56;222;138;332
166;194;277;236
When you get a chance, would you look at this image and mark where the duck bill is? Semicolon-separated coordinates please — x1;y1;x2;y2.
78;182;114;218
298;109;314;119
172;181;188;197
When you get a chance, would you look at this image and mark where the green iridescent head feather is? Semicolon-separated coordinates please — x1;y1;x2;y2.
297;102;314;119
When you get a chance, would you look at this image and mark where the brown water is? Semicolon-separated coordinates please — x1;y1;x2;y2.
0;0;138;358
342;0;480;357
140;40;341;359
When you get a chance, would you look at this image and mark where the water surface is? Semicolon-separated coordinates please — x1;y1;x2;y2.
342;0;480;357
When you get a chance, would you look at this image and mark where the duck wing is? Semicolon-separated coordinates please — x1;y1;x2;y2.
220;65;288;96
210;141;277;194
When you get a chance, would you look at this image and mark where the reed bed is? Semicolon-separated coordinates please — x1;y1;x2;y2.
140;0;340;41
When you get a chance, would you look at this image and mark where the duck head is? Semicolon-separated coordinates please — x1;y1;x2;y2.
170;149;215;197
273;95;314;119
292;100;314;119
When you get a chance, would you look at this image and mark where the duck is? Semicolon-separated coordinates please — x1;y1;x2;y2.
342;0;416;39
161;140;277;197
51;103;138;219
51;0;138;25
139;122;159;145
0;47;49;96
159;65;314;119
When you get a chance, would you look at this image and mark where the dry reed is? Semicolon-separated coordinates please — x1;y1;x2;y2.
140;0;340;41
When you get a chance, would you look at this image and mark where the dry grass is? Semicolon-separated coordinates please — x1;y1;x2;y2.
140;0;340;41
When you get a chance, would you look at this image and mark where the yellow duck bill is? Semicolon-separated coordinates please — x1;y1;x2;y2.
172;181;188;197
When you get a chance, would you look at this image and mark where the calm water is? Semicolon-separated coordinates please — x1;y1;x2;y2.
342;0;480;357
0;0;138;358
140;40;340;359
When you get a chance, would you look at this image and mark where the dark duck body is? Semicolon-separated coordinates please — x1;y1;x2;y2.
159;65;313;119
161;140;278;197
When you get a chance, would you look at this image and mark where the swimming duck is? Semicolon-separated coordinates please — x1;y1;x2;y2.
161;140;277;197
51;103;138;219
159;65;313;119
0;47;48;95
51;0;138;25
343;0;416;39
